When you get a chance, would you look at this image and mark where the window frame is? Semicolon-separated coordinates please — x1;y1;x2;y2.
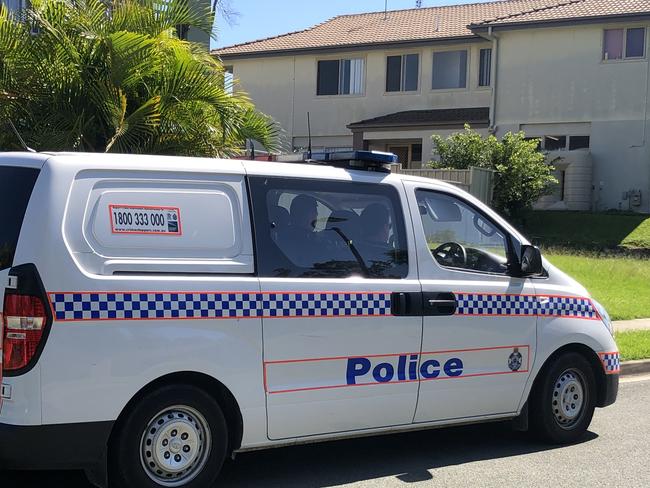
415;188;519;277
384;52;421;94
249;176;410;279
431;48;469;91
316;57;366;97
602;26;647;62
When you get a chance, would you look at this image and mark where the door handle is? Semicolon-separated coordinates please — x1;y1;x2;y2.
428;299;457;306
390;292;423;316
423;292;457;316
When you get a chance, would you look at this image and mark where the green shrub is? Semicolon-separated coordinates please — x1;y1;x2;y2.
431;125;557;220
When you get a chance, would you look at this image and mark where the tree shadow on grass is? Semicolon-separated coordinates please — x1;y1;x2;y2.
518;211;650;253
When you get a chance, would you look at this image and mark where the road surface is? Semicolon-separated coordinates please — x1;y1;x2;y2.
3;375;649;487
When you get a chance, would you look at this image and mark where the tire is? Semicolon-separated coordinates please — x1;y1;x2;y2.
530;352;596;444
110;384;228;488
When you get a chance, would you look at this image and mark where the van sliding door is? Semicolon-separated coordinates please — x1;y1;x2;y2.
249;174;422;440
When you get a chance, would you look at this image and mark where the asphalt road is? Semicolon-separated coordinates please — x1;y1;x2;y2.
3;375;650;488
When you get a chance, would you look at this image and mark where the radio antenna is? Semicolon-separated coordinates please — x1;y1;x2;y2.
307;112;312;159
7;119;36;153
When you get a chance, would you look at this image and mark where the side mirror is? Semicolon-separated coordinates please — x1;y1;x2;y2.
520;245;543;276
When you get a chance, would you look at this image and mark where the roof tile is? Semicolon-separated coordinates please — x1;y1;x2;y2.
213;0;650;57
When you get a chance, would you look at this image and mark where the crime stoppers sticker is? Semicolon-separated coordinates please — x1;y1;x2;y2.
109;205;182;235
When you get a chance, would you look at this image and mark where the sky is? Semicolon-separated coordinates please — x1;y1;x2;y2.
213;0;495;49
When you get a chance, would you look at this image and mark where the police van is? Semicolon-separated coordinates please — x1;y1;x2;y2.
0;151;618;487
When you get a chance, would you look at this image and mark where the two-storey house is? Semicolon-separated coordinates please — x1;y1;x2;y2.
215;0;650;213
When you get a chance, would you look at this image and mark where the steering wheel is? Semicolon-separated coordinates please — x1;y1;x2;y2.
433;242;467;267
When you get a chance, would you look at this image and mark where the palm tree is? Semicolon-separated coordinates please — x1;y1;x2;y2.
0;0;281;156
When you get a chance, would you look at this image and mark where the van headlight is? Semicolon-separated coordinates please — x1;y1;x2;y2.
593;300;614;336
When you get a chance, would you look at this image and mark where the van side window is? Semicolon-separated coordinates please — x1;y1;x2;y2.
0;166;40;270
416;190;508;275
250;177;408;279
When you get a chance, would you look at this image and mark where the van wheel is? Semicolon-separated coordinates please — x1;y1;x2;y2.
530;352;596;444
110;384;228;488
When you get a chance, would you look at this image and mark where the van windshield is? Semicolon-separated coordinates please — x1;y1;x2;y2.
0;166;40;270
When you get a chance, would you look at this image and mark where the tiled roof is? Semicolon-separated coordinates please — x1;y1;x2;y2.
473;0;650;27
347;108;490;129
214;1;566;57
213;0;650;57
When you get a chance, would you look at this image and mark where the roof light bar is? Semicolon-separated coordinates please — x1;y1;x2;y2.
303;150;398;173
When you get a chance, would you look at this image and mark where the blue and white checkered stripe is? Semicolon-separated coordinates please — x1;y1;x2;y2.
456;293;538;316
537;296;597;319
49;292;392;321
260;293;391;318
455;293;597;319
600;352;620;373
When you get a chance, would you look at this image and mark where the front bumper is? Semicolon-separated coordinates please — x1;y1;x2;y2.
598;373;619;408
0;420;113;470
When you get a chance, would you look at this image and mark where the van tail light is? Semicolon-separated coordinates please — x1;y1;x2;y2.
2;294;47;371
1;264;52;376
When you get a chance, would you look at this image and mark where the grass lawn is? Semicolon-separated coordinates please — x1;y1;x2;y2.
545;252;650;321
614;330;650;361
520;211;650;249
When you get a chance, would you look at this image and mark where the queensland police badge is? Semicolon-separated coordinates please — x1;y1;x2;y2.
508;348;523;371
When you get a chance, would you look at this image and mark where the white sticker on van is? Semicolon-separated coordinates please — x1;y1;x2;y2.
109;205;182;235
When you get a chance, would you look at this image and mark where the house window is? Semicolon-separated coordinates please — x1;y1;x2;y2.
386;54;419;92
603;27;646;60
411;143;423;162
569;136;590;150
224;66;234;95
432;50;467;89
317;58;364;96
479;48;492;87
626;28;646;58
544;136;567;151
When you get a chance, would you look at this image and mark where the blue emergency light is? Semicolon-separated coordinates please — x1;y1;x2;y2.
302;150;398;173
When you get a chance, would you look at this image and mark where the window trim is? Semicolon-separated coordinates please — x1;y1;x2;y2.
315;56;366;98
249;175;410;280
384;52;421;94
431;48;470;92
415;188;519;278
602;26;647;62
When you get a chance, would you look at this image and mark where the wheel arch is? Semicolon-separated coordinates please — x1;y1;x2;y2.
108;371;244;455
528;343;608;408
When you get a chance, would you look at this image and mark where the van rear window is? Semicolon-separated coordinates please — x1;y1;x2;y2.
0;166;39;270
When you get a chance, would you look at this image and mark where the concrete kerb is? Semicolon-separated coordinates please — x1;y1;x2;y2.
621;359;650;376
614;319;650;376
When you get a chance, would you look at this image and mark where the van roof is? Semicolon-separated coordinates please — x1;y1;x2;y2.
0;151;459;192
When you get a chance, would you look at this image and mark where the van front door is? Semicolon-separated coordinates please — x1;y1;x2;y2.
248;174;422;440
405;184;537;422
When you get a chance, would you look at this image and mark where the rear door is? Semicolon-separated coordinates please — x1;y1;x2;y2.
0;164;41;410
249;174;422;440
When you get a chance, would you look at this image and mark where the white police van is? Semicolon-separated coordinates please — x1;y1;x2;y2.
0;151;618;487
